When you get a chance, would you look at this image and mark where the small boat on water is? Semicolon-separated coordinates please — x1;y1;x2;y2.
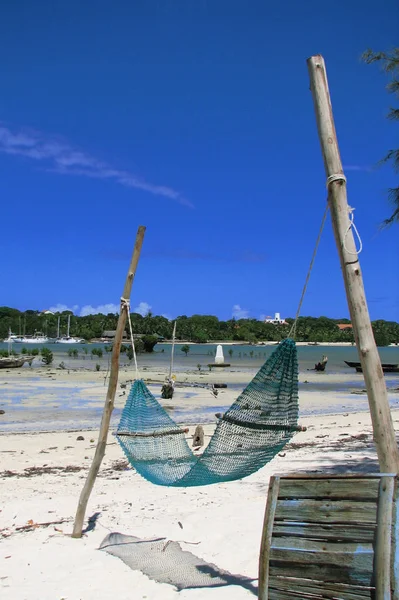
3;331;20;343
0;332;35;368
344;360;399;374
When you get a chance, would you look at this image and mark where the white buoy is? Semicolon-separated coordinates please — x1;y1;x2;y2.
215;345;224;365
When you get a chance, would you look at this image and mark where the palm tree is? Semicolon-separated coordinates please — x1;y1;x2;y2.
363;48;399;225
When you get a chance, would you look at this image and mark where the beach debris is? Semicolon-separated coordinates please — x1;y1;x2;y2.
90;438;95;443
192;425;204;448
0;410;5;415
1;465;82;478
161;380;174;399
76;435;85;441
1;518;71;539
309;355;328;372
178;521;183;529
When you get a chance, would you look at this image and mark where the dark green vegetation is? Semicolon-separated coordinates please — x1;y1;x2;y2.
0;307;398;346
41;347;53;365
363;47;399;226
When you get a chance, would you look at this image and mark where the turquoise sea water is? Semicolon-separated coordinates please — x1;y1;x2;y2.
1;342;398;433
1;341;398;374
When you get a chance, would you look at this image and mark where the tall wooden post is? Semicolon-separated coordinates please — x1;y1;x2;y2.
307;55;399;473
72;225;146;538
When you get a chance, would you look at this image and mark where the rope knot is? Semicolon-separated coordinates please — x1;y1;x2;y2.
120;297;139;379
120;297;130;310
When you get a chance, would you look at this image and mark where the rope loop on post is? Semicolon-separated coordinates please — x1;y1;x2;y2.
120;297;140;379
343;206;363;256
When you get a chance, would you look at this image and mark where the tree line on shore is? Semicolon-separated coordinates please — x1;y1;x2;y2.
0;307;398;346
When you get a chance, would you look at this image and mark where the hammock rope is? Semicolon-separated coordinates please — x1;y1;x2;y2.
288;202;329;340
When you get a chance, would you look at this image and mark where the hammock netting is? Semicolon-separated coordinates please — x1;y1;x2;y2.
116;338;298;487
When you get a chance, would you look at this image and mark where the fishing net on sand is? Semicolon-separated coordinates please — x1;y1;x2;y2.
99;532;255;591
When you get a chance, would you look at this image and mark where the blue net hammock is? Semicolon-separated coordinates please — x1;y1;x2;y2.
116;338;299;487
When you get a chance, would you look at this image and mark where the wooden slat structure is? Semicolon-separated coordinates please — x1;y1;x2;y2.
258;474;399;600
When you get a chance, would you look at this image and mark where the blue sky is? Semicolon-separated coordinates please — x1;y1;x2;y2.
1;0;398;321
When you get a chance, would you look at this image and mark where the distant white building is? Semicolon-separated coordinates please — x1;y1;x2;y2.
264;312;287;325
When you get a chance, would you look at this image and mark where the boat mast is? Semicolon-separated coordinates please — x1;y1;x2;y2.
67;314;70;338
57;316;60;339
169;320;177;380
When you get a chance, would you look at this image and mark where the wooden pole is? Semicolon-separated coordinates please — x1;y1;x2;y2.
307;55;399;473
72;225;146;538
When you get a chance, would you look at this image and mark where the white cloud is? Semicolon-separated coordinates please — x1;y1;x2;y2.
80;303;120;316
232;304;249;319
133;301;152;317
48;303;79;314
0;124;193;208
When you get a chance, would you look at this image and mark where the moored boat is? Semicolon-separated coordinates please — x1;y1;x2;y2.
345;360;399;374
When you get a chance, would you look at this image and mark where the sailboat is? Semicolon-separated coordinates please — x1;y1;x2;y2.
14;331;49;344
0;330;34;368
55;315;84;344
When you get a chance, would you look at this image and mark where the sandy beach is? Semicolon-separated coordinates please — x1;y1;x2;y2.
1;357;399;599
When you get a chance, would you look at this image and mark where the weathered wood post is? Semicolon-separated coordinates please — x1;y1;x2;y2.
72;225;146;538
307;55;399;473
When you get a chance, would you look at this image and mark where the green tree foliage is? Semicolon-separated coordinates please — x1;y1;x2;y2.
181;344;190;356
372;320;395;347
91;348;103;358
142;335;158;353
41;347;53;365
0;308;398;345
363;48;399;225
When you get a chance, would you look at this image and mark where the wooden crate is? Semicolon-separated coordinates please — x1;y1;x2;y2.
258;474;399;600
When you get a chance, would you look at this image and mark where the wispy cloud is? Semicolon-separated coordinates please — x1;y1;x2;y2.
80;303;120;316
343;164;373;172
232;304;249;319
0;124;192;207
133;301;152;316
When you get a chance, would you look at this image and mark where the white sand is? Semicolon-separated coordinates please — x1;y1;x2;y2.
2;408;397;599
